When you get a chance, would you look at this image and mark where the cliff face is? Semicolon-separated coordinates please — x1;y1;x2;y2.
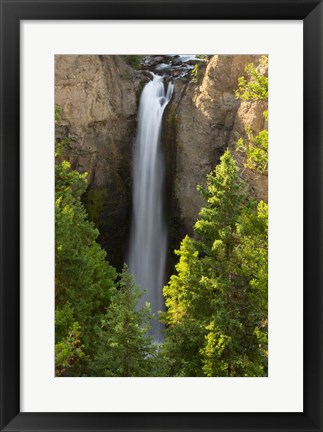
55;54;267;271
164;55;268;238
55;55;146;269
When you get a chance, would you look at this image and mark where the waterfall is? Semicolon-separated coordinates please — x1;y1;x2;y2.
128;74;174;341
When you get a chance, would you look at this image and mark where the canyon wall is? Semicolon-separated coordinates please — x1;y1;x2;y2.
55;55;147;268
55;54;267;270
164;55;268;242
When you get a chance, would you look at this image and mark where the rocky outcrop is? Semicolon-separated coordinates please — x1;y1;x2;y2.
163;55;268;239
55;55;147;269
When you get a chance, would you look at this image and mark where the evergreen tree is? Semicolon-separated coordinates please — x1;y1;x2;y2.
55;139;116;376
200;198;268;377
161;235;206;376
92;264;159;377
163;150;268;376
55;307;84;377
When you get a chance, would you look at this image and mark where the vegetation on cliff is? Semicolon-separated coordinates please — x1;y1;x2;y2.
235;56;268;174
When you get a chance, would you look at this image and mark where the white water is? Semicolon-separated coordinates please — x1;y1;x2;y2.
128;74;174;341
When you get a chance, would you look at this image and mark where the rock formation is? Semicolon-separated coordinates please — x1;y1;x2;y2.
55;55;147;268
55;54;267;271
163;55;268;240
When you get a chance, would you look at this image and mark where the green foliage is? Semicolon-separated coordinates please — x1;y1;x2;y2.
55;139;116;376
191;63;202;83
200;198;268;377
235;57;268;101
55;321;85;377
91;265;159;377
84;187;108;225
55;105;61;122
235;200;268;369
235;56;268;175
161;235;206;376
163;151;268;377
54;107;160;377
123;55;142;69
237;129;268;174
196;55;209;61
54;106;163;377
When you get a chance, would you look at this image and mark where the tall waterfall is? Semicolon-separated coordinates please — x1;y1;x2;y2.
128;74;174;341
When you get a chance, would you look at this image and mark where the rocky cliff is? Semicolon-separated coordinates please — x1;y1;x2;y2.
163;55;268;243
55;54;267;271
55;55;147;269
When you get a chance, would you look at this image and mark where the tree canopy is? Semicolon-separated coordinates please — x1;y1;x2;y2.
162;151;268;377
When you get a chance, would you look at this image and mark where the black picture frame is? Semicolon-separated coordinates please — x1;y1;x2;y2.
0;1;322;431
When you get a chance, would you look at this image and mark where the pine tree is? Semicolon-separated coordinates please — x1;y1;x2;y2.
162;235;206;376
200;198;268;377
55;140;116;376
91;265;159;377
163;150;268;376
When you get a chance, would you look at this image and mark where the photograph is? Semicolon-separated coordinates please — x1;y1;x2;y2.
54;53;268;378
2;0;322;429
